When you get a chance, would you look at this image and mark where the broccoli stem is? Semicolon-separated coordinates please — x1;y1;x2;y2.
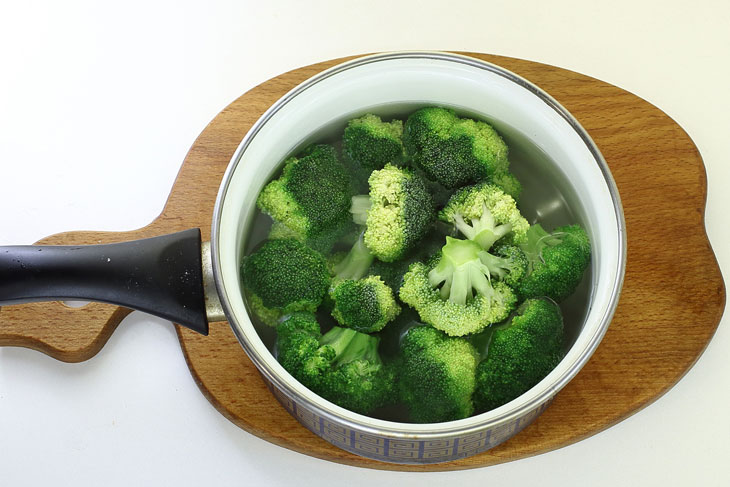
520;224;564;274
478;251;510;280
339;333;381;366
349;195;372;226
428;237;494;305
453;203;513;250
333;232;374;281
319;326;381;367
332;197;376;280
320;326;358;356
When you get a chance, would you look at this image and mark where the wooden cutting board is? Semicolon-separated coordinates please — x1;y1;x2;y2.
0;53;724;471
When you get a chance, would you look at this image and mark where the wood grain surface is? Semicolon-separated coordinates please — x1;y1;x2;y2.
0;53;725;471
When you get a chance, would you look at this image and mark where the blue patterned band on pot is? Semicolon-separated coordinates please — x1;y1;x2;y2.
268;381;552;464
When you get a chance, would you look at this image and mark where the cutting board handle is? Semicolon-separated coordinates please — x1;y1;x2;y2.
0;229;209;335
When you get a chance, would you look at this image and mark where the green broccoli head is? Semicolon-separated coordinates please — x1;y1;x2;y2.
399;326;479;423
275;313;395;415
326;231;399;333
318;326;397;414
350;163;435;262
343;114;405;172
267;219;355;254
403;107;510;189
242;239;330;326
275;312;335;387
257;144;355;252
440;183;529;250
399;237;518;336
491;171;522;202
473;298;565;413
329;275;401;333
246;293;287;327
517;224;591;302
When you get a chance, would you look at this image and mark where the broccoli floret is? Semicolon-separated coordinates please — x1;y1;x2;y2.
491;171;522;202
242;239;330;326
246;293;287;327
517;224;591;302
325;250;348;275
267;220;298;240
349;163;435;262
343;114;405;172
318;327;397;414
366;259;411;295
473;298;565;413
275;312;335;386
399;237;517;336
328;233;401;332
399;326;479;423
257;144;355;252
403;107;510;189
440;183;529;250
275;313;395;415
329;275;401;333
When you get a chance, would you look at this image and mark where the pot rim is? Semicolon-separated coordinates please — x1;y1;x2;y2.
210;51;627;439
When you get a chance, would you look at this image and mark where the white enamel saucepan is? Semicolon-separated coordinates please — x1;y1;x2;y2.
0;52;626;464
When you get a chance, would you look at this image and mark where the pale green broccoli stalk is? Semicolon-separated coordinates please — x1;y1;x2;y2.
331;232;374;281
399;237;517;336
403;107;510;189
242;239;330;326
343;114;406;172
399;325;479;423
440;183;529;250
517;224;591;302
329;275;401;333
349;195;372;226
257;144;355;252
348;164;435;263
275;313;396;415
479;244;528;287
473;298;565;413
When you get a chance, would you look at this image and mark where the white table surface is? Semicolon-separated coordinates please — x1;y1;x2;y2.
1;1;728;485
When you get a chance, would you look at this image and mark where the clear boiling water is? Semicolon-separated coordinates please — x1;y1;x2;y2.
241;104;593;420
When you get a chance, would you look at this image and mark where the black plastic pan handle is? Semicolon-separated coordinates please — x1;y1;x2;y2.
0;229;209;335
